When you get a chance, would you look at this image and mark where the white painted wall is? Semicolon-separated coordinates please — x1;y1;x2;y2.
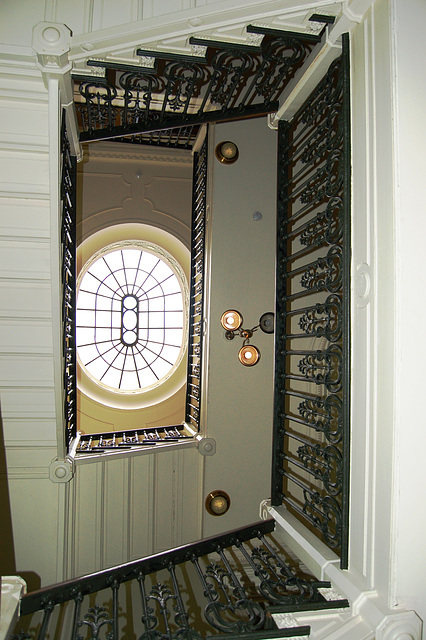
392;0;426;627
350;0;396;597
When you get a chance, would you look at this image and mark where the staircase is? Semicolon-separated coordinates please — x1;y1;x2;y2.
10;518;348;640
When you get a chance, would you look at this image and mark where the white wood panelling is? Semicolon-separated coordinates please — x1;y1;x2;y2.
0;355;54;388
0;61;61;584
66;448;204;577
0;319;53;355
103;457;130;568
0;239;51;280
0;389;56;420
0;151;49;198
129;453;154;561
0;198;49;238
2;419;57;445
0;280;52;319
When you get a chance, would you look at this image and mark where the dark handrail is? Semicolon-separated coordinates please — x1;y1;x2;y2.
21;519;275;615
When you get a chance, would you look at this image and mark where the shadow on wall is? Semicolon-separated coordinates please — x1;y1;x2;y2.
0;403;41;591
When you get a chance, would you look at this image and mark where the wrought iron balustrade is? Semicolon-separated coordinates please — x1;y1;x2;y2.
73;425;194;456
272;36;351;566
73;27;319;142
12;519;348;640
61;111;77;448
185;132;208;430
113;124;200;149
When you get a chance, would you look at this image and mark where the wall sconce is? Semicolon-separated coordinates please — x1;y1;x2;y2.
205;490;231;516
215;140;239;164
220;310;274;366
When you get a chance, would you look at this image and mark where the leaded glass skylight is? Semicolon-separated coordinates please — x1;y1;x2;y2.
76;243;185;392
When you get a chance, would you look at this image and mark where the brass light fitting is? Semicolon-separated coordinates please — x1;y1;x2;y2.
205;490;231;516
220;310;274;366
215;140;239;164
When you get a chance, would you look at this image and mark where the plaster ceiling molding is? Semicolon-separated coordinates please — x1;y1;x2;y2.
144;176;192;221
79;173;132;217
82;142;193;165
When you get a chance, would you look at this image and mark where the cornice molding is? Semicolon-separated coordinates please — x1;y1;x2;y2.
83;142;193;165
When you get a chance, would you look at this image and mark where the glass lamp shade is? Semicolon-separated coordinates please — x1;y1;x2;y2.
238;344;260;366
205;490;231;516
220;309;243;332
215;141;239;164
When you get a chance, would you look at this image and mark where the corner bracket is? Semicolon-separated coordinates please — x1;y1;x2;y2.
375;611;423;640
49;456;75;483
197;437;216;456
32;22;72;75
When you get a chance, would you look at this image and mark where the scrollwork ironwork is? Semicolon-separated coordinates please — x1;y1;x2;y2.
75;34;315;140
191;550;265;634
14;520;348;639
61;112;77;448
298;395;343;444
78;81;119;133
185;135;208;430
302;492;342;549
119;72;162;126
235;536;327;607
77;604;114;640
163;61;206;115
298;294;341;342
137;573;204;640
297;345;342;393
272;40;350;565
299;148;343;205
297;443;342;495
299;197;343;247
300;245;342;292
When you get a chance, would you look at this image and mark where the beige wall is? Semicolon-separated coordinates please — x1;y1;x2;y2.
202;117;277;536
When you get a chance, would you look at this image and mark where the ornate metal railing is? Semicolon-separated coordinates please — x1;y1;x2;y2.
73;425;193;456
113;125;200;149
272;36;351;566
61;111;77;448
185;132;208;430
12;519;348;640
73;26;319;142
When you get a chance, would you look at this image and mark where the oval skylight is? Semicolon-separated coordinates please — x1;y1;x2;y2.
76;245;185;393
